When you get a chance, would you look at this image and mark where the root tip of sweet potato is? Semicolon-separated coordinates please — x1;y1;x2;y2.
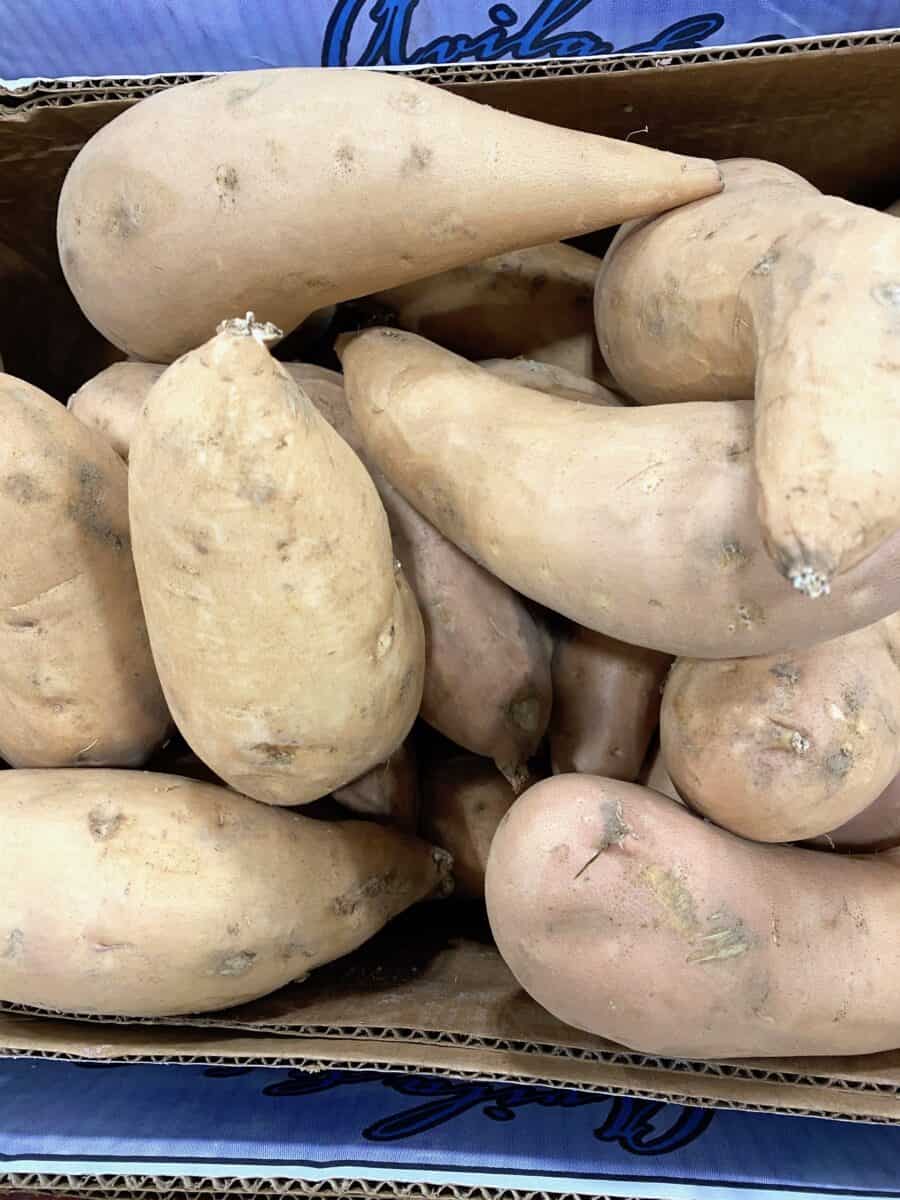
216;312;283;344
788;564;832;600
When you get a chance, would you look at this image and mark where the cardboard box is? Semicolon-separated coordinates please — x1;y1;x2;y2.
1;31;900;1124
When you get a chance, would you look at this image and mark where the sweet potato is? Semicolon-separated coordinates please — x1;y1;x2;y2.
373;243;611;383
597;158;900;594
0;373;168;767
333;739;419;833
0;768;452;1016
551;629;670;779
67;362;165;461
339;328;900;658
661;616;900;842
811;771;900;853
57;69;721;362
480;357;621;405
486;774;900;1057
423;755;515;899
128;316;424;806
292;360;551;787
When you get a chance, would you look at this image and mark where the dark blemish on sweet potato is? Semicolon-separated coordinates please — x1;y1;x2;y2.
251;742;299;764
4;473;48;504
648;598;664;608
6;616;39;630
227;923;240;937
574;799;631;878
872;281;900;307
106;199;142;240
2;929;24;960
528;273;548;296
402;143;432;174
397;667;416;703
68;463;127;552
719;540;748;570
89;808;125;841
333;869;400;916
284;940;316;960
217;950;257;976
826;747;853;778
842;686;864;716
770;661;800;685
276;536;294;562
227;81;264;108
215;165;239;210
507;695;540;735
726;442;750;461
191;537;209;556
704;229;716;241
335;144;357;177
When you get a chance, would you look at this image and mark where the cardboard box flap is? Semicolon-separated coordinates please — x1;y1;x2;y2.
3;913;900;1105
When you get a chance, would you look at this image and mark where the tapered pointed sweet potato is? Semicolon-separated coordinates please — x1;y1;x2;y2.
58;69;721;361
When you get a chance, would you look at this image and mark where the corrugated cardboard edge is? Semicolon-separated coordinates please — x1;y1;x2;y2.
2;25;900;107
0;1018;897;1123
0;1177;620;1200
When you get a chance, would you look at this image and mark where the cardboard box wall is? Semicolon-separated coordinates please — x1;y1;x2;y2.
1;30;900;1127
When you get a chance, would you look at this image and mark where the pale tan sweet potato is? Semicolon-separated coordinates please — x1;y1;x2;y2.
373;243;611;383
67;362;165;461
291;360;551;786
333;739;420;833
551;628;671;779
661;616;900;842
0;768;452;1016
423;754;515;899
128;317;424;806
480;357;622;405
339;328;900;658
57;69;721;362
486;774;900;1057
597;158;900;594
0;373;168;767
811;771;900;853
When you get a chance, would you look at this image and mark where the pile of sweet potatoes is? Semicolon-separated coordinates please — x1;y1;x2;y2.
1;67;899;1060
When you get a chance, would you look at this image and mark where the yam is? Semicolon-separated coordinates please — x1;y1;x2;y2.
423;755;515;899
0;768;451;1016
128;316;424;806
57;69;721;361
661;616;900;842
333;739;420;833
597;158;900;592
0;373;168;766
339;328;900;658
67;362;165;461
486;774;900;1057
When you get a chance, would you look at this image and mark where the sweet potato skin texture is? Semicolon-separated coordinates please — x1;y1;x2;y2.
58;70;720;362
67;362;165;461
551;628;670;779
128;327;424;806
422;754;515;899
0;769;451;1017
597;158;900;590
661;616;900;842
340;328;900;659
0;374;168;767
486;774;900;1058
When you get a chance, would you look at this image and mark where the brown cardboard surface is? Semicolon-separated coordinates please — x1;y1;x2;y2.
2;36;900;1124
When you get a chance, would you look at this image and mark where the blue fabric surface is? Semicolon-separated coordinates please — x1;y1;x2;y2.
1;1;900;83
0;1061;899;1198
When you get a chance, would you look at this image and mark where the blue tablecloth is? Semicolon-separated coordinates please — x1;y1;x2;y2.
0;1060;899;1198
1;1;900;84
